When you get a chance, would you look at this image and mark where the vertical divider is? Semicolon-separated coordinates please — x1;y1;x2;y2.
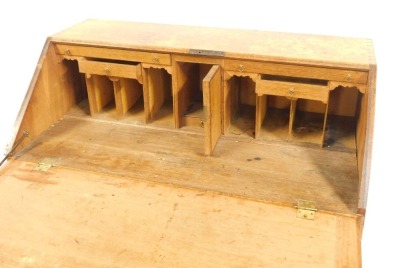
222;76;231;134
85;74;114;116
255;95;267;139
85;74;97;115
288;99;297;140
321;98;330;147
142;67;151;123
112;77;143;118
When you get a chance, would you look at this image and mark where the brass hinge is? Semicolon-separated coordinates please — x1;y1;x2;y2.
34;162;53;172
296;199;317;220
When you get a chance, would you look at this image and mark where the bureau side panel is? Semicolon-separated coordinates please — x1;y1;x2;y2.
9;41;81;155
357;63;377;210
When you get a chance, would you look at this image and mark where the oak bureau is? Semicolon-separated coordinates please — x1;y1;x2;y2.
1;20;376;267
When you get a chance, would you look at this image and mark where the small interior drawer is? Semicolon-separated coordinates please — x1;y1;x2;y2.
55;44;171;65
78;60;140;79
256;75;329;102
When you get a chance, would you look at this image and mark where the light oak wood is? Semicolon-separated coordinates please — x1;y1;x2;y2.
143;67;173;123
12;42;82;151
203;65;222;155
288;100;297;139
173;61;197;128
52;20;373;69
55;43;171;65
223;74;258;136
15;113;359;214
255;77;330;146
8;21;376;208
111;78;143;118
329;81;367;94
239;77;257;106
256;80;329;103
5;20;376;266
357;62;376;208
84;74;114;115
0;159;361;267
225;59;368;84
321;86;359;117
78;60;145;118
78;60;140;79
173;56;222;130
321;100;330;146
255;95;267;139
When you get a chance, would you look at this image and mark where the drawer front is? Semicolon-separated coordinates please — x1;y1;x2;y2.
55;44;171;65
256;80;329;102
225;59;368;84
78;60;139;79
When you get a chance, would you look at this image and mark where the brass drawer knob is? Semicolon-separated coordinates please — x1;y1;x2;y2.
288;87;295;95
238;64;245;72
105;67;111;75
65;49;71;56
152;56;159;63
346;74;352;82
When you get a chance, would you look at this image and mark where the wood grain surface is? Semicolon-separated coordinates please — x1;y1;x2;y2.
0;159;361;267
51;19;374;69
14;108;359;215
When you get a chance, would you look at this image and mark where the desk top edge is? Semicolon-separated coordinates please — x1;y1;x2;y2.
50;19;375;70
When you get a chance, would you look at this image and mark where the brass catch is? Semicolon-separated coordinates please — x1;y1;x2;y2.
188;49;224;57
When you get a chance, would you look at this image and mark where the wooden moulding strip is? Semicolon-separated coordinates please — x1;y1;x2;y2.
54;43;172;66
225;59;369;84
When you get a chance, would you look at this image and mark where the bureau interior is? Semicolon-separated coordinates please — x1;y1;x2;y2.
142;67;173;126
11;43;369;214
63;58;174;127
256;74;359;150
175;62;213;128
224;76;257;138
58;58;362;152
224;73;360;151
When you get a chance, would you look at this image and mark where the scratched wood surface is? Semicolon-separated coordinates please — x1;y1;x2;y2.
13;106;359;215
51;19;374;69
0;159;361;267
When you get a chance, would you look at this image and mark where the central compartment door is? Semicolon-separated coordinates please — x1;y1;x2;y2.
203;65;222;155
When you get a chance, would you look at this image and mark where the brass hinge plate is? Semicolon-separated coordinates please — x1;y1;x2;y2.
34;162;53;172
296;199;317;220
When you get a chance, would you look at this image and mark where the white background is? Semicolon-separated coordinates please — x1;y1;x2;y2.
0;1;398;266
